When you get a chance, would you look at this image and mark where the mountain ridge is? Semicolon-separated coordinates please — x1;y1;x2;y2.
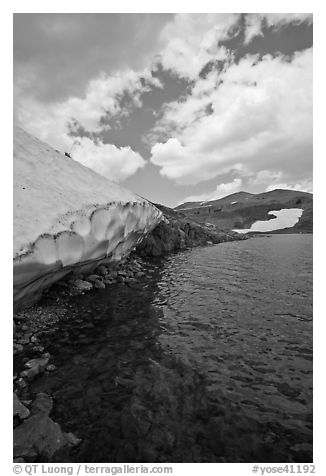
174;188;313;233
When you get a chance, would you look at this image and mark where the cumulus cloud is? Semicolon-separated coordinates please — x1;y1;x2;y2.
157;13;239;79
14;13;172;102
72;137;145;182
182;178;243;204
14;68;160;181
14;13;312;195
150;48;312;186
244;13;313;44
265;179;313;193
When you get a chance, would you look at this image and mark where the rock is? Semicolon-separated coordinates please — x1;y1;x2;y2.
65;432;82;446
13;414;79;460
94;280;106;289
96;265;108;275
16;378;27;390
20;367;39;381
21;357;49;380
13;393;30;419
31;393;53;416
57;281;69;287
73;280;93;292
13;343;24;353
32;345;45;353
17;337;30;345
86;274;101;282
13;458;25;463
46;364;56;372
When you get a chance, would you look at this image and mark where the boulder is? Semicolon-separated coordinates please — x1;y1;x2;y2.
13;414;80;461
21;357;49;381
13;393;30;420
96;265;108;275
87;274;101;283
94;280;106;289
31;393;53;416
73;280;93;292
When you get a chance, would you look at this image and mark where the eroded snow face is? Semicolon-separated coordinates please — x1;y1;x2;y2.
13;126;162;310
233;208;303;234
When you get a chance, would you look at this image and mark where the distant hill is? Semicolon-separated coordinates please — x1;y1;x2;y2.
175;189;313;233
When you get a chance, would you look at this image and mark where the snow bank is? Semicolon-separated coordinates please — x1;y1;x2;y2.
233;208;303;234
14;126;162;310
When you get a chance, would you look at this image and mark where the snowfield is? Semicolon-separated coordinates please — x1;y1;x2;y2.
233;208;303;234
13;126;162;310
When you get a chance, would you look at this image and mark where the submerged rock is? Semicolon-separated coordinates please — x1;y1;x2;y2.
13;414;80;461
13;393;30;420
21;357;49;381
31;393;53;416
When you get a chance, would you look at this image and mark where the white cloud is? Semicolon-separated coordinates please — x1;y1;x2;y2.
249;170;313;193
244;13;313;44
150;48;312;186
244;15;265;45
265;180;313;193
14;68;159;181
182;178;243;204
157;13;239;79
72;137;145;182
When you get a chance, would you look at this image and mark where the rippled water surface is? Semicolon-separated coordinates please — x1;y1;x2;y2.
30;234;313;462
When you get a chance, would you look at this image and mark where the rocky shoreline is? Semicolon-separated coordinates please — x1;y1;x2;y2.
13;253;153;462
13;206;247;462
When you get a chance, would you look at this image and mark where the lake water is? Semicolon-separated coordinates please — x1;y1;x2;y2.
30;234;313;463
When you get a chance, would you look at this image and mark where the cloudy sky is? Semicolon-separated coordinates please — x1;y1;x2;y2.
13;13;313;207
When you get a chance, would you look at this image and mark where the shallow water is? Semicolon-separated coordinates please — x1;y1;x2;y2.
29;234;313;462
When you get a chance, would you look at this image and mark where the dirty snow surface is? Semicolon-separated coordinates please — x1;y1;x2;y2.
13;126;162;309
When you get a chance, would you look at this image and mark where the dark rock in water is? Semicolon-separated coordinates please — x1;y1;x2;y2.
21;357;49;381
16;378;27;390
13;413;79;461
33;345;45;353
14;343;24;353
73;280;93;292
31;393;53;416
46;364;57;372
13;393;30;420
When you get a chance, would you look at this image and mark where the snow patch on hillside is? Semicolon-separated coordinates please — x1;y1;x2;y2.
233;208;303;234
